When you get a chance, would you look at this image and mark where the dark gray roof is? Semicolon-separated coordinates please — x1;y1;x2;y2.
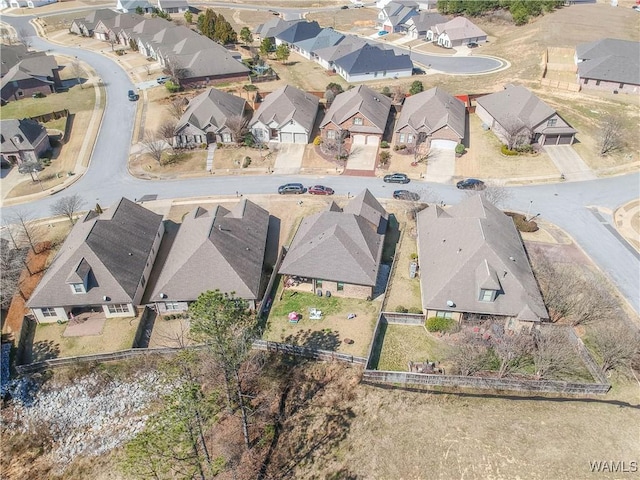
382;1;418;27
294;28;344;55
176;88;246;134
254;18;300;38
320;84;392;134
0;119;48;152
476;85;558;131
274;20;322;44
333;43;413;75
250;85;319;133
171;45;250;78
0;53;58;90
28;198;163;308
147;199;269;302
576;38;640;61
0;44;32;75
577;55;640;85
416;195;548;321
71;8;119;33
407;11;447;32
395;87;466;139
278;189;387;287
313;35;368;63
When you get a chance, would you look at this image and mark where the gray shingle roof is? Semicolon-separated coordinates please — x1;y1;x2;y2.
382;1;418;27
395;86;466;139
577;55;640;86
254;18;300;38
0;119;48;152
71;8;119;33
416;195;548;321
176;88;246;134
0;53;58;91
576;38;640;61
333;44;413;76
294;28;344;55
408;11;447;32
278;189;387;287
0;44;32;75
275;20;322;44
147;199;269;302
170;45;250;78
320;84;392;134
313;35;368;63
432;16;486;42
28;198;163;308
250;85;319;133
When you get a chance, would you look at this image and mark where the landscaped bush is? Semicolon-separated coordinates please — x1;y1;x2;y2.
393;144;407;151
426;316;455;332
408;307;423;314
516;144;534;153
409;253;418;260
380;140;390;149
501;145;518;156
379;150;391;164
395;305;408;313
505;212;539;232
242;156;251;168
313;135;322;146
455;143;466;155
165;80;180;93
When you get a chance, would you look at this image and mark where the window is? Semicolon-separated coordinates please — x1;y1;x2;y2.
399;133;405;143
619;83;624;89
547;118;557;127
595;80;600;86
479;289;494;302
353;117;363;126
270;128;278;139
337;282;344;291
316;279;323;288
407;134;413;143
222;132;232;143
327;130;336;140
41;307;56;317
435;311;452;319
584;79;589;84
107;304;129;314
165;302;180;311
71;283;85;294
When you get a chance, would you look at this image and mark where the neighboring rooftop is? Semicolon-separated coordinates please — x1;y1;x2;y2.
321;84;392;134
395;87;466;139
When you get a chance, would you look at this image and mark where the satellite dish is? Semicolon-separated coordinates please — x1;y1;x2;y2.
446;300;455;307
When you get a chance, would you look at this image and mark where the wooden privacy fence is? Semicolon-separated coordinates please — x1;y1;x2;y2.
29;109;69;123
382;312;424;326
362;370;610;395
253;339;367;365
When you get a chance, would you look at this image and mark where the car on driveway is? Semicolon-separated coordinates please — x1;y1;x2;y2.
393;190;420;201
308;185;334;195
278;183;306;194
128;89;139;101
383;173;410;184
341;4;349;8
456;178;485;190
467;42;478;48
156;76;171;84
378;30;389;36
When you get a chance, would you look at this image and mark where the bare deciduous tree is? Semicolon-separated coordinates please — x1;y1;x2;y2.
166;98;186;120
391;85;405;104
321;129;348;160
142;131;167;164
51;194;85;225
224;114;249;144
531;326;581;379
158;120;177;151
500;114;532;151
0;239;29;309
449;330;490;376
165;57;188;82
9;210;44;254
487;322;534;378
590;321;640;374
142;63;151;76
70;60;84;88
598;115;623;156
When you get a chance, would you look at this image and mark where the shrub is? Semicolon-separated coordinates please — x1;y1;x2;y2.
409;253;418;260
393;144;406;151
242;156;251;168
395;305;408;313
409;80;424;95
313;135;322;146
216;142;223;148
408;307;423;314
426;316;455;332
501;144;518;156
381;86;391;97
455;143;466;155
380;140;390;149
165;80;180;93
379;150;391;164
505;212;539;232
515;144;533;153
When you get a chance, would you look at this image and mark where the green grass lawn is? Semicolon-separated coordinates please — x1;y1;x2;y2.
375;323;452;371
0;84;95;119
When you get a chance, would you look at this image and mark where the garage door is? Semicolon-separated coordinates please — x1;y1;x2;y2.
543;135;559;146
294;133;307;144
366;136;380;146
353;135;366;145
557;135;573;145
430;139;457;150
280;132;293;143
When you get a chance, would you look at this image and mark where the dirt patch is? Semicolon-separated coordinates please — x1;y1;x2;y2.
306;7;378;32
213;145;274;171
129;149;207;179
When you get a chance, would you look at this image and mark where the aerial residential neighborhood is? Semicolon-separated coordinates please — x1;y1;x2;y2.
0;0;639;478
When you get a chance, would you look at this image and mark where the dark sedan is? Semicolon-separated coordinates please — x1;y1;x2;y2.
278;183;305;194
456;178;486;190
383;173;410;184
308;185;334;195
393;190;420;201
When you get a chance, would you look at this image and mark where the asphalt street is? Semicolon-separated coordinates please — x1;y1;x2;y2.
1;11;638;315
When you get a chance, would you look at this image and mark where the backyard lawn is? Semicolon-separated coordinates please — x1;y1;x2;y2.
0;82;95;118
264;288;379;357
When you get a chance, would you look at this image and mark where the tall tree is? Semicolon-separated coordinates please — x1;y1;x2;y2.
50;194;85;225
275;44;290;64
189;290;258;450
9;210;44;255
224;115;249;144
240;26;253;45
590;322;640;374
142;131;167;164
184;10;193;24
259;38;273;57
598;114;623;156
213;15;237;44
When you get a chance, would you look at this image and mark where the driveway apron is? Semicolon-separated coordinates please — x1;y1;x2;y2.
273;143;305;174
424;148;455;183
544;145;596;182
346;144;378;171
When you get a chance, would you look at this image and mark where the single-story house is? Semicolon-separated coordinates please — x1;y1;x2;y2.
313;35;367;71
575;38;640;95
0;118;51;167
332;43;413;83
146;199;270;313
93;13;141;42
27;198;164;323
26;0;56;7
377;0;418;33
426;16;487;48
254;18;301;42
8;0;27;7
174;88;247;147
394;86;465;150
0;51;61;104
416;194;549;331
157;0;189;13
320;84;392;147
273;20;322;47
249;85;319;144
279;189;388;299
405;11;446;39
293;28;344;61
70;9;119;37
116;0;153;13
476;84;577;147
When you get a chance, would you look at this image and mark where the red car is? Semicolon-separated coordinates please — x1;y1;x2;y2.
308;185;334;195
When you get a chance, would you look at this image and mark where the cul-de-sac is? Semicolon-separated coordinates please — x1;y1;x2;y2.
0;0;638;477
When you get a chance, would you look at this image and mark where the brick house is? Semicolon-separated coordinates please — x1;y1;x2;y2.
0;118;51;167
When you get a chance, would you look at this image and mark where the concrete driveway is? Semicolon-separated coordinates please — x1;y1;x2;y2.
544;146;596;182
424;148;456;183
346;144;378;170
272;143;305;174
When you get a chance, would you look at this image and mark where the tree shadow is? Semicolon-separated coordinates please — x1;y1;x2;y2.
381;214;400;263
283;328;341;351
30;340;60;363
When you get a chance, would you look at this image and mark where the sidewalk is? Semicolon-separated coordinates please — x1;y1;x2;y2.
614;199;640;253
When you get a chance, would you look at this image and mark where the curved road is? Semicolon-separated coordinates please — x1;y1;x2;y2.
1;13;639;315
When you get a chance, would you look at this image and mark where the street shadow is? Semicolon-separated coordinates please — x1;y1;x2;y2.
283;328;341;351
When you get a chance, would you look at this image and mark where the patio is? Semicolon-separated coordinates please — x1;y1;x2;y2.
63;309;106;337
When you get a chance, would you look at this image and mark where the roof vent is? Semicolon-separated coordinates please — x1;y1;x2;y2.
509;256;515;261
103;296;109;301
446;300;455;307
159;293;167;299
128;252;133;256
457;248;461;253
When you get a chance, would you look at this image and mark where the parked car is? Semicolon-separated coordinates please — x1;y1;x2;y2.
393;190;420;201
353;2;364;7
383;173;410;184
268;9;279;14
341;4;349;8
308;185;335;195
156;76;171;84
456;178;485;190
278;183;306;194
468;42;478;48
128;90;139;101
378;30;389;36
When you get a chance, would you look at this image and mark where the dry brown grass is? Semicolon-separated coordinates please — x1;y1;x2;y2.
383;222;422;313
